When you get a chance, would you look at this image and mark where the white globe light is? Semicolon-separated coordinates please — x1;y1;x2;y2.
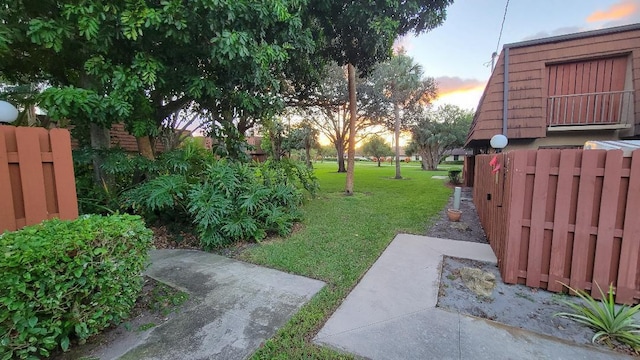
490;134;508;149
0;101;19;124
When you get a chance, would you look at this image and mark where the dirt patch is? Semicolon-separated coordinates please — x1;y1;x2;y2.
432;188;639;357
438;257;593;343
151;225;200;250
425;187;487;243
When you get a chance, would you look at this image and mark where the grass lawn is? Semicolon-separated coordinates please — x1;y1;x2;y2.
241;161;453;359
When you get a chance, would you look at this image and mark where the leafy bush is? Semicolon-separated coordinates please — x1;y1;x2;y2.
448;169;462;185
0;214;153;359
73;147;157;214
554;283;640;349
73;141;215;215
124;159;313;249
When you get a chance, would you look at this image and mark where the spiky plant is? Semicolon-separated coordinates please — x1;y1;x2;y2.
555;282;640;350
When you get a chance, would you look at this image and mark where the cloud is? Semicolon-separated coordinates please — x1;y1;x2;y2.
587;1;638;22
435;77;486;97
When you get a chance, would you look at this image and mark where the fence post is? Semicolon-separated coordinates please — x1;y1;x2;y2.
503;150;529;283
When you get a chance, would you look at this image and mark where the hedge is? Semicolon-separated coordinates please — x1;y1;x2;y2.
0;214;153;359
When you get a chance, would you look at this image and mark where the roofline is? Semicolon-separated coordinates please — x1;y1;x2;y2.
503;23;640;50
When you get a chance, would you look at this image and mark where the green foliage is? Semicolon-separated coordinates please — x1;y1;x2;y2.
448;170;462;185
361;135;392;166
124;158;316;249
0;214;153;359
73;148;156;214
555;283;640;349
189;160;302;248
2;0;317;151
407;105;474;170
74;142;215;215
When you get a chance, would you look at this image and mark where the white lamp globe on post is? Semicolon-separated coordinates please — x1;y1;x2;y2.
490;134;508;153
0;100;19;124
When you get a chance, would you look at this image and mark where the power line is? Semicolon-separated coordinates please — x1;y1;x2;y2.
494;0;510;55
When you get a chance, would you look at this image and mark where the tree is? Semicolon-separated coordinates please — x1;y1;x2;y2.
158;103;208;152
287;121;318;168
362;136;393;167
300;64;382;173
0;0;316;168
368;52;437;178
406;105;474;170
308;0;453;194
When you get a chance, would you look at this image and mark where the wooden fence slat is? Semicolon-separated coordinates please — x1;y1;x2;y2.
547;150;578;292
50;129;78;220
592;150;623;298
570;150;601;290
15;127;48;226
0;128;17;232
617;149;640;304
526;150;553;288
503;151;530;283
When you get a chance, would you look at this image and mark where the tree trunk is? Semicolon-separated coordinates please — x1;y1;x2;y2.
336;142;346;173
345;63;357;195
90;123;110;185
394;102;402;179
418;150;429;170
304;143;312;169
136;136;155;160
377;159;381;167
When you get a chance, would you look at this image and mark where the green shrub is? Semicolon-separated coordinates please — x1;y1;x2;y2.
0;214;153;359
448;169;462;185
124;159;309;249
73;141;215;215
554;282;640;349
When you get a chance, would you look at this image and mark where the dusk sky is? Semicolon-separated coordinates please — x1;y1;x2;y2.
402;0;640;110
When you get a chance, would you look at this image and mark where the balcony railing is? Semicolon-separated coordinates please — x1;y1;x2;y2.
547;90;634;127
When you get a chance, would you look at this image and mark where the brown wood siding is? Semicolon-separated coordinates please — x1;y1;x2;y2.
467;28;640;145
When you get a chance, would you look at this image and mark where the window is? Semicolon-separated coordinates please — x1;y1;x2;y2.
547;55;630;126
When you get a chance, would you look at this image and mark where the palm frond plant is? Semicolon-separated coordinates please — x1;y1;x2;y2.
554;282;640;350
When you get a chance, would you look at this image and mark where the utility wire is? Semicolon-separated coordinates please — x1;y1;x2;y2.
485;0;510;69
494;0;510;55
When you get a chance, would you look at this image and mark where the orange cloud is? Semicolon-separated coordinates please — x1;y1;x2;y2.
587;1;637;22
435;77;486;97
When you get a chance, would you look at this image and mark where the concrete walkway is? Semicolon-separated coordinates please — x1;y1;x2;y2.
90;249;325;360
314;234;631;359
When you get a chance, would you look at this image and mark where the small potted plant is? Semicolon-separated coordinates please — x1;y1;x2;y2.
447;208;462;222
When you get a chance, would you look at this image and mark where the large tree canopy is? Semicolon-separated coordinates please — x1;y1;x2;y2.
0;0;317;160
406;104;473;170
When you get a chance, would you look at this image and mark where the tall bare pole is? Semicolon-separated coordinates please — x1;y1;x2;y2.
345;63;357;195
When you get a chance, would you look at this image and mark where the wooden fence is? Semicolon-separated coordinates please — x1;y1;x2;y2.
474;149;640;304
0;126;78;233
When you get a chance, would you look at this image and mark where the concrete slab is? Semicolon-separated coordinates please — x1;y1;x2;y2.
316;309;461;360
314;234;631;360
93;249;325;360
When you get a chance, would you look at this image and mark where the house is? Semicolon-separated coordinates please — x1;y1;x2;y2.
70;123;168;153
443;148;473;162
466;23;640;152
